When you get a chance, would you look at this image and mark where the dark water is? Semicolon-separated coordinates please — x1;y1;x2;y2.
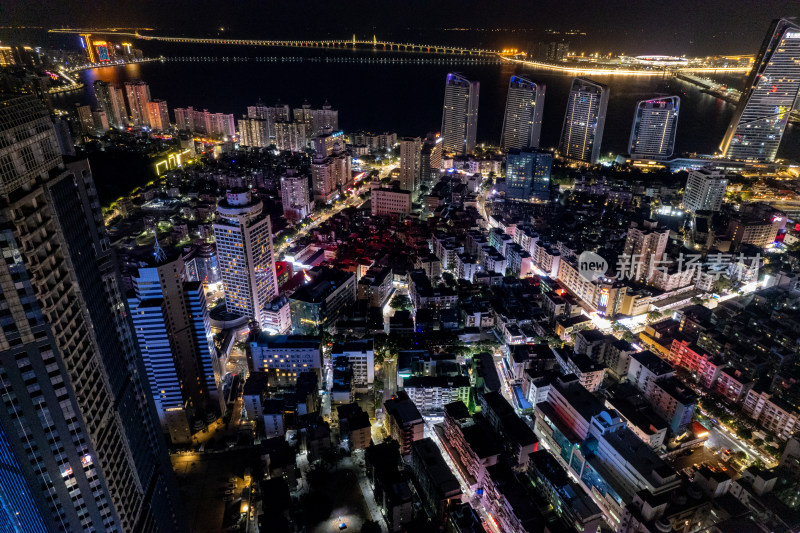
50;45;800;161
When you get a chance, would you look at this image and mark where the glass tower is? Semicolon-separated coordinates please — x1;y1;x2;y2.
441;73;479;155
628;96;680;160
720;18;800;162
501;75;545;150
505;149;553;202
559;78;609;164
0;94;185;532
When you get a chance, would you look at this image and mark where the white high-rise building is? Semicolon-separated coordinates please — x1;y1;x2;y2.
124;80;151;127
720;19;800;162
213;189;279;327
501;75;545;150
280;170;313;222
559;77;608;164
147;99;170;131
683;168;728;213
441;72;479;155
399;136;422;192
628;97;680;160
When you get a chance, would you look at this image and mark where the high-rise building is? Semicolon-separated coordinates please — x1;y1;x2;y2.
92;110;109;133
720;18;800;162
76;103;94;135
311;136;351;203
623;220;670;282
501;76;545;150
93;80;128;128
0;94;185;532
280;169;313;223
682;168;728;213
559;77;609;164
147;99;170;131
505;149;553;202
294;100;339;137
274;121;307;152
399;136;422;192
420;134;443;184
173;107;235;139
628;96;680;160
441;73;479;155
123;80;151;127
213;189;279;327
128;249;220;443
238;116;270;148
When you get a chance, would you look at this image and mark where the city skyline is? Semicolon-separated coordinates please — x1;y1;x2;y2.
4;8;800;533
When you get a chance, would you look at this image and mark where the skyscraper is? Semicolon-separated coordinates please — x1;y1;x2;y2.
420;134;443;184
0;94;184;532
628;96;680;160
720;18;800;162
623;220;670;282
213;189;279;327
441;73;479;155
311;135;351;203
501;76;545;150
124;80;151;127
147;99;170;131
683;168;728;213
559;77;608;164
280;169;313;222
93;80;128;129
505;149;553;202
128;248;220;444
399;136;422;192
238;116;270;148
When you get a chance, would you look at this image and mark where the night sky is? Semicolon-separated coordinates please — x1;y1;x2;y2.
1;0;799;56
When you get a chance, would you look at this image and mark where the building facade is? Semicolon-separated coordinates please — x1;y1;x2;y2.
501;75;545;150
441;73;479;155
628;96;680;160
559;77;608;164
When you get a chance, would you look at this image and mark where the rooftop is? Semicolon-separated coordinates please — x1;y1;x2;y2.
252;334;321;350
631;350;673;376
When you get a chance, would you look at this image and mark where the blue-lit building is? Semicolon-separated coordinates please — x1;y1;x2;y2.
505;149;553;202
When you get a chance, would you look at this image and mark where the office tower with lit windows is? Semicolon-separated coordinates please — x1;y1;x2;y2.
128;249;220;444
213;189;279;327
280;169;313;222
683;167;728;213
720;18;800;162
628;97;679;160
441;73;479;155
147;99;170;131
501;76;545;150
123;80;151;127
399;136;422;192
505;149;553;202
559;77;608;164
0;94;185;532
93;80;128;129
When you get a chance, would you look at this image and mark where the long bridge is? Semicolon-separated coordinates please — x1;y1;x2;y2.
48;29;499;56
